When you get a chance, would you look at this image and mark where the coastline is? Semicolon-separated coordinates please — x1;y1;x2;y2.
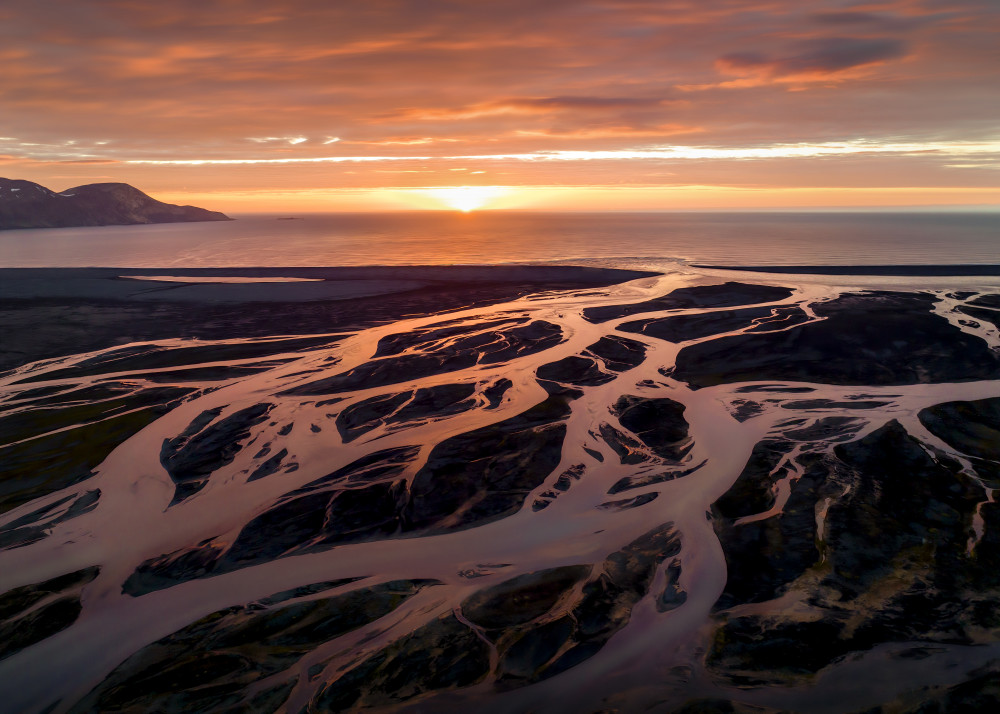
693;263;1000;276
0;266;656;371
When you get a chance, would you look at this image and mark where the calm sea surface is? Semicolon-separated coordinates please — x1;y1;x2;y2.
1;211;997;268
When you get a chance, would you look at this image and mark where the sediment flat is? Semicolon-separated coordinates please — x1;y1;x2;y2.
0;266;655;371
693;264;1000;276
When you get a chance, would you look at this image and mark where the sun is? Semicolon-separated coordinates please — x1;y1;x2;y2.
426;186;506;212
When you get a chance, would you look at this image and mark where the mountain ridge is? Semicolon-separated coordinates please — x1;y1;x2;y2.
0;178;232;229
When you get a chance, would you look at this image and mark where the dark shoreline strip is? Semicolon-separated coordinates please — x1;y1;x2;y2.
0;265;657;281
0;265;656;372
692;264;1000;277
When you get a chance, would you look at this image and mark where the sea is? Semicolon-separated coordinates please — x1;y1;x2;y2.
1;211;997;268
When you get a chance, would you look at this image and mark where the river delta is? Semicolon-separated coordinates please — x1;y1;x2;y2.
2;264;1000;713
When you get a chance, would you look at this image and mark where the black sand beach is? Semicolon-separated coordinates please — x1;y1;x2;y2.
0;266;653;372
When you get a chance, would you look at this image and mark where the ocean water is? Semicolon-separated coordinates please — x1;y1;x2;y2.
1;211;998;267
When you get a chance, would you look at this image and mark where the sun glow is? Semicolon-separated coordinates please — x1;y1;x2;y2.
422;186;507;211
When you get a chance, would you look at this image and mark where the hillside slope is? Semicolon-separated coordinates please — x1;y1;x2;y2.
0;179;231;229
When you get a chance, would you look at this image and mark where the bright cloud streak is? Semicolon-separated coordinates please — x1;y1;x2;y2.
246;136;309;144
123;140;1000;166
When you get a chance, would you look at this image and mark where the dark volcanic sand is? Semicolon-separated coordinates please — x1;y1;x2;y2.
0;266;654;372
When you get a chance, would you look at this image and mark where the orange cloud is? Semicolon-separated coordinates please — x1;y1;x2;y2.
378;96;673;122
514;124;704;139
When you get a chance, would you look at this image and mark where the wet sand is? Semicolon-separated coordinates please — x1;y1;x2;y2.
694;264;1000;276
2;263;1000;713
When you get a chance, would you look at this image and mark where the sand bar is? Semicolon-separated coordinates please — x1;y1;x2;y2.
693;264;1000;276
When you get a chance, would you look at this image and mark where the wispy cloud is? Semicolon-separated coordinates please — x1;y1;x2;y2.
680;36;910;90
722;37;907;77
514;125;703;140
247;136;309;144
380;96;673;122
122;139;1000;165
341;137;453;146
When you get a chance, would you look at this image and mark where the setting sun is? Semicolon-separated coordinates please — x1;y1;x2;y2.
426;186;507;212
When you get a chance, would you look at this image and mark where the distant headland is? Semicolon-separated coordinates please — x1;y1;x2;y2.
0;178;231;230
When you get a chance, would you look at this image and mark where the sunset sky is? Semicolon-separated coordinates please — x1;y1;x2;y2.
2;0;998;211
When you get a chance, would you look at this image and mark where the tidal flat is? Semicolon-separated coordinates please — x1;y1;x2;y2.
2;264;1000;713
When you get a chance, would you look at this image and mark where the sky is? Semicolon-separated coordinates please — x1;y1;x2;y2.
2;0;999;211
